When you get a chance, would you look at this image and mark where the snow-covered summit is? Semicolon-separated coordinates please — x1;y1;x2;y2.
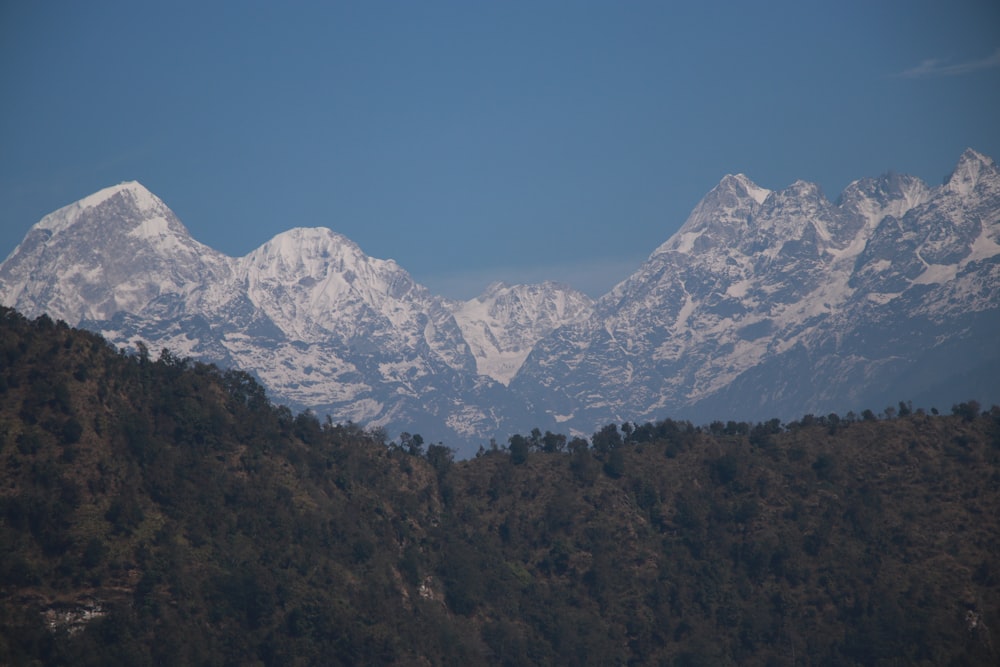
0;179;229;324
244;227;364;266
79;180;162;212
451;281;593;384
2;148;997;455
33;181;165;236
945;148;998;196
240;227;394;295
731;173;772;205
653;173;770;257
516;148;1000;435
237;227;435;343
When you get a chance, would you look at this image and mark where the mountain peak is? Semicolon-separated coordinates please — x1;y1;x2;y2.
75;181;164;211
720;173;771;205
658;173;771;254
452;280;594;385
3;149;997;455
0;181;227;325
945;148;997;195
702;172;773;211
476;280;582;300
237;226;428;342
34;180;165;237
957;147;991;166
264;226;356;246
781;179;825;199
247;227;367;268
479;281;513;297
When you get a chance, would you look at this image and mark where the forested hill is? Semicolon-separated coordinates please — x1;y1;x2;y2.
1;306;998;666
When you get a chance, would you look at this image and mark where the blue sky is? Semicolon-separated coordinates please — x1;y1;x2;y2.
2;1;999;299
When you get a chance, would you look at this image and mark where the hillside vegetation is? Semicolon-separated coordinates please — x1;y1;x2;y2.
0;306;997;665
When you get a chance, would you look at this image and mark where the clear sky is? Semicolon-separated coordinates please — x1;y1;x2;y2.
2;1;999;299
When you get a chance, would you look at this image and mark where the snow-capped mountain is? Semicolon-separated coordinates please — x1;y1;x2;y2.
0;185;583;452
451;281;593;385
0;182;236;325
2;149;998;455
512;148;1000;432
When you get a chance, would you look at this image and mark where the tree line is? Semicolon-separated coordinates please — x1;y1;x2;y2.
1;306;997;665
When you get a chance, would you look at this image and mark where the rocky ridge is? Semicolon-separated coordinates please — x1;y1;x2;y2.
2;149;998;454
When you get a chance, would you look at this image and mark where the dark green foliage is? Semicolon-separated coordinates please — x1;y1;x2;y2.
0;306;998;666
953;399;982;422
709;452;741;485
591;422;622;454
425;442;454;476
541;430;566;453
603;445;626;478
508;433;529;464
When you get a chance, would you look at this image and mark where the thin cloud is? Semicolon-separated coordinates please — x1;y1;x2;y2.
899;47;1000;78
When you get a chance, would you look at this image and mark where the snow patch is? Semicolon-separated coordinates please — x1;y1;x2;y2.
868;259;892;273
811;218;832;243
76;181;155;211
725;279;752;298
674;293;696;330
912;263;958;285
965;228;1000;264
867;292;901;304
672;231;704;253
734;174;772;205
946;148;994;196
451;282;593;384
126;216;185;254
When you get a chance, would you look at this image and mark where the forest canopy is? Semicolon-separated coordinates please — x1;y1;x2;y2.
0;307;997;665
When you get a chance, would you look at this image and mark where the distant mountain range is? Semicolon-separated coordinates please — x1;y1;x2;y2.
3;149;998;456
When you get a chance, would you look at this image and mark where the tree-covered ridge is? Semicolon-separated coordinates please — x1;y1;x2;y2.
0;306;997;665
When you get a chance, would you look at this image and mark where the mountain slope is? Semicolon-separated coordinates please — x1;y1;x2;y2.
1;309;997;664
0;187;568;452
512;149;1000;432
451;281;593;385
0;182;236;325
2;150;998;453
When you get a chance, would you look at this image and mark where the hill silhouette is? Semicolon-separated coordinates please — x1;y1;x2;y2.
0;306;997;665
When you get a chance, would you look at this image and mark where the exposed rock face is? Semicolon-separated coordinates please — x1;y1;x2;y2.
4;150;998;455
513;149;1000;432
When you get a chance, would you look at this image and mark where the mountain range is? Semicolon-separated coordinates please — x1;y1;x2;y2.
2;149;998;456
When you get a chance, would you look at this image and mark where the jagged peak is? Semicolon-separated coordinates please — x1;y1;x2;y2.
656;173;770;256
34;181;166;236
492;280;579;294
836;171;931;214
535;279;583;293
720;173;771;205
240;226;415;302
780;179;825;199
472;280;589;304
247;227;366;264
945;148;997;195
261;225;357;246
749;179;831;217
70;180;156;210
480;280;513;296
957;147;992;167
